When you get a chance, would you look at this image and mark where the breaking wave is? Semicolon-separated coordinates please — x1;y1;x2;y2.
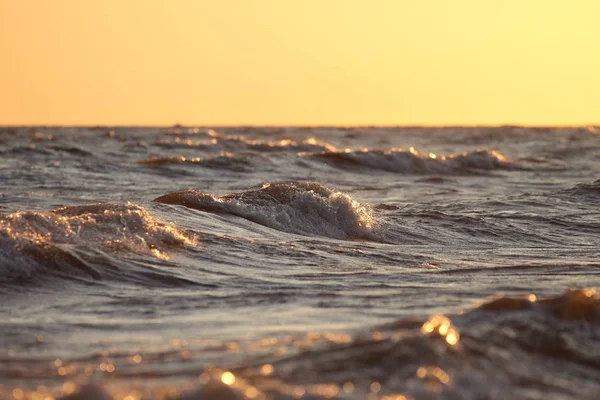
305;148;512;174
154;182;378;241
0;203;196;285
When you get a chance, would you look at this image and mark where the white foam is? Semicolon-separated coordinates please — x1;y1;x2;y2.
0;203;194;282
155;182;377;240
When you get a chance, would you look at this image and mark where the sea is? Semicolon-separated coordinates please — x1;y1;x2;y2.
1;126;599;400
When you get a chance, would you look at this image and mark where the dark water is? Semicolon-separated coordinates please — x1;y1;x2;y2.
1;126;599;400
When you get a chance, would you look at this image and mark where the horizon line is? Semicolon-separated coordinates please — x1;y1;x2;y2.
2;123;599;129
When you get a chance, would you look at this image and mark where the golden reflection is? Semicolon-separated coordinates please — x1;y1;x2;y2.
528;294;537;302
421;314;461;346
260;364;274;376
226;341;240;352
438;324;449;335
12;388;24;400
307;383;339;398
61;382;77;395
381;395;411;400
130;354;143;364
221;371;236;385
244;386;260;399
342;381;354;393
370;381;382;393
416;366;451;384
445;329;459;346
258;337;278;347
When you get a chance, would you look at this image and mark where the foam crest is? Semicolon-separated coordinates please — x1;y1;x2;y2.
307;148;511;174
154;182;377;240
0;203;194;283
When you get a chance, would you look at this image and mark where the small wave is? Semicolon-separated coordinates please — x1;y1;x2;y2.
562;178;600;197
305;148;512;174
156;135;338;153
0;203;195;285
137;153;252;172
47;144;94;157
161;127;222;138
154;137;219;149
154;182;378;240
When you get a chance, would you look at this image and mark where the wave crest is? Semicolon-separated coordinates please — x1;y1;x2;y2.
0;203;195;284
156;135;338;153
306;148;511;174
154;182;378;240
137;152;252;171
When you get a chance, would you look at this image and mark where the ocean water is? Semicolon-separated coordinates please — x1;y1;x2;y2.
0;126;599;400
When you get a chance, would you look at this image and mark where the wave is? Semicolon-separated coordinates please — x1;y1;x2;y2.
304;148;512;174
137;152;252;172
0;203;196;285
210;288;600;399
161;127;222;138
562;178;600;197
233;288;599;399
8;289;598;399
156;135;338;153
154;182;379;241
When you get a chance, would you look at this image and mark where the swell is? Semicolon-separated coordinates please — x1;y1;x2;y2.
6;289;599;399
211;288;600;399
154;182;381;241
304;148;513;174
0;203;197;286
155;134;338;153
137;152;253;172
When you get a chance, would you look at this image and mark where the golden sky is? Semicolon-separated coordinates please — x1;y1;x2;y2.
1;0;598;126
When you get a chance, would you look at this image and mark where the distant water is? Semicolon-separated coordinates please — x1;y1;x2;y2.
1;126;599;400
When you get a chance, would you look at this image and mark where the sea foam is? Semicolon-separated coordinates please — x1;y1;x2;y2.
0;203;194;283
155;182;377;240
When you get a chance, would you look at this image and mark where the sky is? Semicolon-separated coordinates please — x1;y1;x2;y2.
1;0;598;126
